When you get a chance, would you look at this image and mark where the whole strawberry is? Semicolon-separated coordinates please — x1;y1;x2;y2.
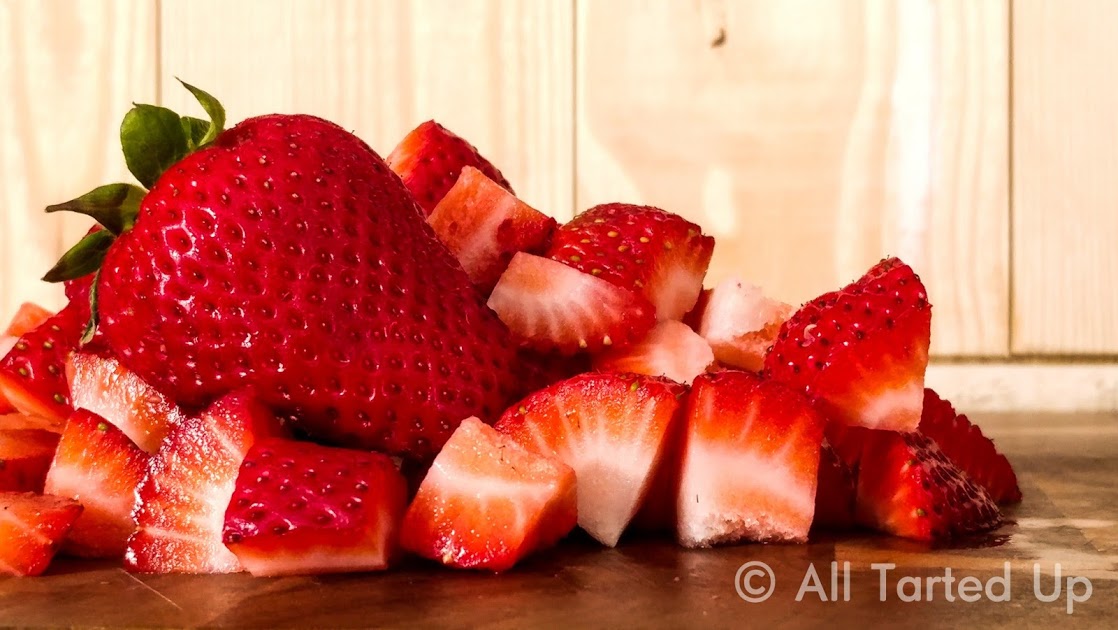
44;83;525;459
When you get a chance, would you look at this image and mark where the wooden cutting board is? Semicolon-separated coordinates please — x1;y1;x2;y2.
1;412;1115;628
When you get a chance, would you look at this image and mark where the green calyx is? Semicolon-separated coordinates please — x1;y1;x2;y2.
41;80;226;341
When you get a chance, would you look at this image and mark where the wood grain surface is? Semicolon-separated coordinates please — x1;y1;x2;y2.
0;412;1115;627
1012;0;1118;354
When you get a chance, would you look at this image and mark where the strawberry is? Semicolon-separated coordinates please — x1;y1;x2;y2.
824;423;872;470
43;409;148;558
592;319;714;385
545;203;714;321
855;430;1002;541
3;303;54;338
676;371;825;547
0;428;59;493
387;120;512;215
630;409;686;534
428;166;556;293
126;390;285;573
401;417;576;572
919;389;1021;504
0;414;64;434
812;440;857;531
44;85;526;460
0;303;87;423
67;352;185;454
690;278;791;372
223;438;408;576
0;492;82;576
488;252;656;355
765;257;932;432
495;372;683;546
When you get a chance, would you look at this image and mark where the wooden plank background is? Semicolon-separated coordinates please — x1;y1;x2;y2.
0;0;1115;406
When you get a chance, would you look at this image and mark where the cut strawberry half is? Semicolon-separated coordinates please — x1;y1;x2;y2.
0;303;87;423
125;390;285;574
856;430;1001;541
488;252;656;355
387;120;512;215
401;417;576;572
812;440;857;531
0;413;65;434
44;409;148;558
67;352;185;454
677;370;825;547
428;166;556;294
691;278;791;372
223;438;408;576
3;303;54;338
765;257;931;432
495;372;684;546
919;389;1021;504
0;428;60;493
592;319;714;385
546;203;714;321
0;492;82;576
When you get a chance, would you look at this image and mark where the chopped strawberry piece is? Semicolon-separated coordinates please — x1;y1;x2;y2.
496;373;684;546
402;417;576;571
546;203;714;321
223;438;408;576
67;352;185;454
0;414;64;434
0;492;82;576
919;389;1021;504
677;371;825;547
126;390;285;574
428;166;556;293
0;304;87;423
488;252;655;355
812;441;857;531
0;429;59;492
856;430;1001;540
517;350;592;396
630;409;686;534
387;120;512;215
691;278;791;372
765;257;932;432
823;423;872;470
3;303;54;338
593;320;714;385
43;409;148;558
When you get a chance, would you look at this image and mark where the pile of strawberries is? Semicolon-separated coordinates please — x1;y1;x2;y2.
0;83;1020;577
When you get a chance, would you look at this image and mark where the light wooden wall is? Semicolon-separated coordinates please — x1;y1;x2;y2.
1;0;1115;408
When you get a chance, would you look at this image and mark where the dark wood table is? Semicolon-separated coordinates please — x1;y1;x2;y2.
1;412;1115;628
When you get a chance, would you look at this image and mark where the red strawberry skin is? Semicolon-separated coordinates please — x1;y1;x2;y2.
856;430;1002;541
546;203;714;321
0;492;82;576
919;389;1021;504
0;428;59;493
223;438;408;576
765;257;931;432
812;440;857;530
0;304;88;423
43;409;149;558
96;115;525;459
387;120;512;215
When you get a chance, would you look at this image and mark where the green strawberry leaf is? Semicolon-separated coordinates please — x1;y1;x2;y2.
178;79;226;147
181;116;211;150
120;103;190;189
41;228;116;283
44;183;146;235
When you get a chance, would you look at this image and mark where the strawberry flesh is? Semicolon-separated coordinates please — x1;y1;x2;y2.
44;409;149;558
67;352;185;454
0;304;87;423
223;438;408;576
692;278;791;372
812;440;857;531
593;319;714;385
546;203;714;321
765;257;931;432
919;389;1022;504
496;372;684;546
0;492;82;576
488;252;656;355
856;430;1002;541
0;428;59;493
126;390;285;573
428;166;556;294
401;417;576;572
677;370;825;546
387;120;512;215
